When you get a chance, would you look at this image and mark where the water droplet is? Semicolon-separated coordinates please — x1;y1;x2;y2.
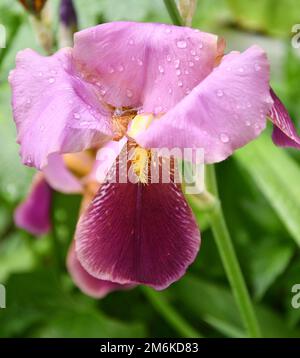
177;40;187;49
26;98;31;104
40;124;45;132
131;56;135;61
73;112;81;119
199;42;203;49
166;55;172;62
189;61;194;67
245;120;251;127
254;123;261;130
216;89;224;97
190;49;196;56
137;59;143;66
194;56;200;61
238;67;244;73
51;70;57;75
48;77;55;84
178;80;183;87
38;72;43;77
25;156;33;166
126;89;133;98
226;66;232;72
219;133;230;143
254;63;261;71
176;69;181;76
158;65;164;73
247;103;252;108
168;88;173;94
184;70;189;75
117;64;124;72
185;88;191;95
165;28;172;34
100;88;107;96
108;66;115;74
128;39;134;45
174;59;180;69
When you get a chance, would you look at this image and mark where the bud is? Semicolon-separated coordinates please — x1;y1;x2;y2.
59;0;78;47
178;0;197;27
18;0;47;16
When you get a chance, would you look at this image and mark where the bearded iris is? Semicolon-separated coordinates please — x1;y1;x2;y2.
10;22;300;294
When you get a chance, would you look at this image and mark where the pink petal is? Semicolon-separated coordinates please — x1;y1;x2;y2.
75;181;200;290
269;88;300;149
9;48;113;170
73;22;223;113
137;46;273;163
14;174;52;236
67;242;129;298
43;154;83;193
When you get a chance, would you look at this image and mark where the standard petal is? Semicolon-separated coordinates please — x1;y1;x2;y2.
269;88;300;149
75;180;200;290
136;46;273;163
67;242;129;298
14;175;52;235
73;22;223;113
9;48;113;170
43;154;83;193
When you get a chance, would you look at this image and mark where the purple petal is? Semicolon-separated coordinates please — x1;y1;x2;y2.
14;175;52;235
43;154;83;193
137;46;273;163
9;48;113;170
269;88;300;149
67;242;130;298
75;180;200;290
73;22;223;113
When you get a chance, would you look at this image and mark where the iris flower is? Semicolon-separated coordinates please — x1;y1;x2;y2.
10;22;300;294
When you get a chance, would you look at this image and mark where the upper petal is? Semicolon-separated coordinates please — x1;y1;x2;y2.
73;22;222;113
75;180;200;290
9;48;113;170
136;46;273;163
269;88;300;149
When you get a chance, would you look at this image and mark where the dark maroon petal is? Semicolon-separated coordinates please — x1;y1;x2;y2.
269;88;300;149
67;242;131;298
14;175;52;235
75;181;200;290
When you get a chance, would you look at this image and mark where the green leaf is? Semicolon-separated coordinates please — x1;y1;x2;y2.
226;0;300;36
248;239;294;300
234;133;300;246
172;275;300;338
0;270;146;338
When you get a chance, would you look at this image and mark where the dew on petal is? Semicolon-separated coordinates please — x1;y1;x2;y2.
38;72;43;77
137;59;143;66
238;67;244;73
199;42;203;49
189;61;194;67
108;66;115;74
219;133;230;143
73;112;81;120
165;28;172;34
168;88;173;94
174;59;180;69
245;120;251;127
126;89;133;98
117;64;124;72
216;89;224;97
154;106;163;114
100;88;107;96
128;39;134;45
247;103;252;108
166;54;172;62
48;77;55;84
190;49;196;56
176;69;181;76
158;65;164;73
26;98;31;104
255;63;261;71
178;80;183;87
176;40;187;49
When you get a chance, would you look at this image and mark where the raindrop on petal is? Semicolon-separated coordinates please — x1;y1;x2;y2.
158;65;164;73
178;80;183;87
48;77;55;84
216;89;224;97
73;112;81;119
255;63;261;71
177;40;187;49
126;89;133;98
219;133;230;143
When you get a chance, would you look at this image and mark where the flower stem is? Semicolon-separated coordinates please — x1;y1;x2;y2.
163;0;183;26
141;286;202;338
205;165;262;338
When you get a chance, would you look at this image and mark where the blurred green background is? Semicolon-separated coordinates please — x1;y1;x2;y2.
0;0;300;338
